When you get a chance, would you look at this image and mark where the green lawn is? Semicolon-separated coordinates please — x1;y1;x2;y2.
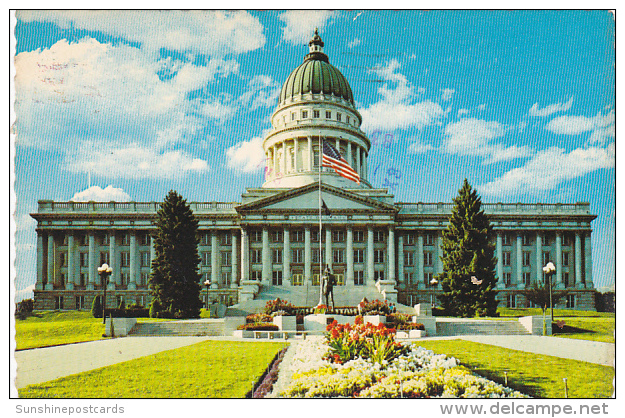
417;340;614;399
15;309;212;350
19;340;287;398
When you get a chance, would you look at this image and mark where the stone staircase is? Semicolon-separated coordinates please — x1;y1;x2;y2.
436;318;531;336
128;319;225;336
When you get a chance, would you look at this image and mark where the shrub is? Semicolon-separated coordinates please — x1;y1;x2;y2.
246;313;273;324
396;323;425;331
237;323;280;331
91;296;102;318
264;298;294;315
358;298;395;316
104;308;150;318
15;299;34;319
386;313;413;325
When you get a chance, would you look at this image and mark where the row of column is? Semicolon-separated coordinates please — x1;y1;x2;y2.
266;137;367;180
495;231;592;289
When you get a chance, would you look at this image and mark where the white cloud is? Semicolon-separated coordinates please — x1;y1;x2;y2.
407;141;435;154
359;60;445;131
440;88;455;101
546;110;614;136
479;143;615;196
14;213;36;232
15;284;35;302
226;137;265;173
17;10;265;56
457;108;469;117
528;97;574;117
278;10;337;44
70;185;131;202
348;38;361;48
443;118;533;164
65;145;210;179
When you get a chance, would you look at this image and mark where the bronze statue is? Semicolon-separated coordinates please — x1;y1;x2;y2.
320;266;336;308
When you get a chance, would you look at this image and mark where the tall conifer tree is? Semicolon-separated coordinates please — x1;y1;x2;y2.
149;190;202;318
437;179;499;317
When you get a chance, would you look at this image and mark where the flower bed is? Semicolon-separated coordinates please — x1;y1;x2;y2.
250;347;289;398
269;336;528;398
358;298;395;315
236;323;279;331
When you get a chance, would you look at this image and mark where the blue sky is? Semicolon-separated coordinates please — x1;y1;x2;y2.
11;10;615;299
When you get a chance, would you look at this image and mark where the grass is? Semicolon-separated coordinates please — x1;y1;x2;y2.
417;340;614;398
15;309;213;350
19;340;287;398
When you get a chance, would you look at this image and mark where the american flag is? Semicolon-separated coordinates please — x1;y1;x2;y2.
322;141;360;184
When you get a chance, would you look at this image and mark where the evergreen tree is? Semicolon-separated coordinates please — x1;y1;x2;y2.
91;295;102;318
149;190;203;318
437;179;499;317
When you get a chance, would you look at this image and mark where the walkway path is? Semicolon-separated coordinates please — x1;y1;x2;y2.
422;335;615;367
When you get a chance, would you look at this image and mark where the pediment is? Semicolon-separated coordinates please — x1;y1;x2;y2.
235;183;397;214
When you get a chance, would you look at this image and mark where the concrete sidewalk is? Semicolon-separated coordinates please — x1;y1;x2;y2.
14;336;212;389
421;335;615;367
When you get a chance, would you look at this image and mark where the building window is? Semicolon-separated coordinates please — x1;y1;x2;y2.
404;251;414;266
374;270;384;281
326;111;331;119
80;252;88;267
292;273;304;286
102;234;110;245
424;252;433;266
272;249;282;264
81;235;89;246
523;272;531;286
542;251;551;265
221;233;232;246
201;233;210;245
121;234;130;246
141;234;150;246
272;270;283;285
374;249;385;264
141;272;150;285
425;272;434;286
75;295;85;310
502;251;511;266
120;273;129;286
562;234;570;247
79;273;87;287
202;252;211;266
333;249;344;264
120;252;130;267
564;272;570;288
221;252;231;266
55;296;64;310
404;272;413;284
292;249;304;263
502;234;510;246
332;230;345;242
522;251;531;267
251;230;262;243
346;116;350;124
311;230;320;242
563;252;570;266
354;270;364;285
312;274;321;286
566;294;575;309
62;234;69;245
272;230;283;243
424;234;434;246
522;234;530;246
405;234;415;246
222;272;231;287
312;249;324;264
543;236;550;246
353;230;365;243
503;272;512;286
291;112;296;121
60;252;68;267
251;270;262;280
506;294;516;308
251;249;262;264
141;252;150;267
292;230;304;242
354;249;364;263
100;252;110;266
373;230;385;243
336;113;342;122
302;110;308;119
313;110;320;118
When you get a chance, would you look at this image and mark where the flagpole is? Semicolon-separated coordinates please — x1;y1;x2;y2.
318;131;322;305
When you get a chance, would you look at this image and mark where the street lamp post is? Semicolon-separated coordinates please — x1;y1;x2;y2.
204;279;212;312
543;262;556;322
430;278;438;307
98;263;113;325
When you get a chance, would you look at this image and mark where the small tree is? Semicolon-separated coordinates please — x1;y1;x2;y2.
91;295;102;318
437;179;499;317
149;190;203;318
523;280;567;335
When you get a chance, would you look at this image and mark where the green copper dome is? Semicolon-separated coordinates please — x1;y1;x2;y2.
279;31;355;105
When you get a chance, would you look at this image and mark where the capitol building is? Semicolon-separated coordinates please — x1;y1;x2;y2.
31;32;598;312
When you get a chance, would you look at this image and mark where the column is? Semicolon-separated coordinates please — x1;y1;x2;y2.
211;231;220;288
367;226;374;284
555;232;563;288
397;232;404;287
231;231;239;288
496;232;503;288
36;231;44;290
241;228;250;281
128;232;137;290
325;228;332;268
356;146;361;177
417;234;424;289
282;142;287;176
304;226;312;283
308;137;313;171
347;142;352;171
87;233;96;290
536;233;543;283
362;150;368;181
46;233;54;290
346;227;354;286
388;227;396;282
575;232;583;288
283;228;290;286
515;234;523;288
66;233;75;290
294;138;299;172
111;233;120;286
584;233;593;287
262;227;270;283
